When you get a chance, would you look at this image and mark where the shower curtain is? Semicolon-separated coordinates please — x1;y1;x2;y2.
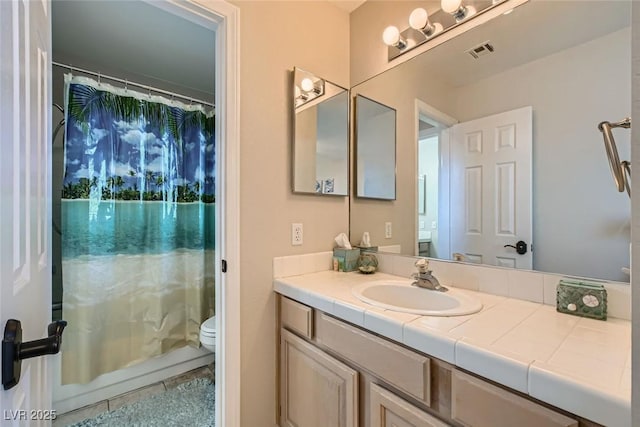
60;74;215;384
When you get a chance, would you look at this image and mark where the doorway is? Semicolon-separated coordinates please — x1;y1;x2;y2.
415;99;457;260
48;0;238;425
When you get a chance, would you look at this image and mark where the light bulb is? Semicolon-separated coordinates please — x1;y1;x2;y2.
441;0;462;14
409;8;429;30
382;25;401;46
300;78;314;92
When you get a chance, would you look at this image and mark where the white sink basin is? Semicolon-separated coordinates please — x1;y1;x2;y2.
352;280;482;316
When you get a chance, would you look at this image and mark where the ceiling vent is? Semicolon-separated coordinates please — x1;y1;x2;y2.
466;41;494;59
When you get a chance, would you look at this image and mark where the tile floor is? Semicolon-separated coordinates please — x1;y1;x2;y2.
53;364;215;426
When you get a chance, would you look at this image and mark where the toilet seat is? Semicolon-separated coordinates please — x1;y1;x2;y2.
199;316;217;353
201;316;216;334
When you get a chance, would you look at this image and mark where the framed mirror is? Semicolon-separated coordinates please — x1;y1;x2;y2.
292;67;349;196
355;94;396;200
350;1;631;282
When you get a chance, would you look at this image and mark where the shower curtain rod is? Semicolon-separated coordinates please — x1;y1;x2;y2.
52;61;215;109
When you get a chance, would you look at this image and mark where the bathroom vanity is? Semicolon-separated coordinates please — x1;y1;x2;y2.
274;266;630;427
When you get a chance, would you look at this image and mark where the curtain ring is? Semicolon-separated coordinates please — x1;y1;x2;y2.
125;79;128;92
98;72;101;85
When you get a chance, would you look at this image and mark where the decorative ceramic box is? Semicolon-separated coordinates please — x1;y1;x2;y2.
556;279;607;320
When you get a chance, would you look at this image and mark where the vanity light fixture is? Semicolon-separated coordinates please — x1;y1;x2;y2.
381;0;527;62
382;25;407;49
294;69;325;108
409;8;443;38
441;0;476;22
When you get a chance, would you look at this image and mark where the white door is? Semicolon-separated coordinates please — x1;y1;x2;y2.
1;0;53;423
450;106;532;269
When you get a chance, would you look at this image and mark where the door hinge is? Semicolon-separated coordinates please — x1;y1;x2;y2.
221;259;227;273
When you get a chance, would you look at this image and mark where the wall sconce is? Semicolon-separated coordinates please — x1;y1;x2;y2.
382;0;524;62
294;68;325;108
441;0;476;22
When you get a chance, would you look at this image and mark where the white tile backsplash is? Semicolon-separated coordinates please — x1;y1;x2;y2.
543;274;562;306
507;269;544;303
273;252;631;319
451;264;480;291
273;251;333;278
374;253;393;274
477;266;509;296
428;260;455;286
392;255;418;278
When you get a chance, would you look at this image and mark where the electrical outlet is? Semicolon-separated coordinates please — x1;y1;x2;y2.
385;222;392;239
292;223;303;246
419;221;425;229
431;221;437;229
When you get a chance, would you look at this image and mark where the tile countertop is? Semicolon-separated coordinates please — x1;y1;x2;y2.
273;270;631;427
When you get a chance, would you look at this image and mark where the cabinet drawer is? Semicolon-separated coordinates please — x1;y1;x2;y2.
451;370;578;427
315;312;430;404
370;383;448;427
280;296;313;339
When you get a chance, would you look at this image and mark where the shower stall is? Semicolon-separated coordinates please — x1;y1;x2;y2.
50;0;217;414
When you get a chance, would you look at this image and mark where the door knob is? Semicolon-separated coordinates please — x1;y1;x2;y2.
504;241;528;255
2;319;67;390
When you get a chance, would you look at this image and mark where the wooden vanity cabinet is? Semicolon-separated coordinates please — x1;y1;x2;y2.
280;328;358;427
277;295;593;427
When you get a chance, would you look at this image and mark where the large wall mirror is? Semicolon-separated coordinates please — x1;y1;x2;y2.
350;1;631;282
293;67;349;196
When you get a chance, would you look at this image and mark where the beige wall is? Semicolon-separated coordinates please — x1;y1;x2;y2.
231;1;350;425
350;1;440;85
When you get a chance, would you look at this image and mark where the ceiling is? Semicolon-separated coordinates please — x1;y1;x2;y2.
328;0;367;13
52;0;216;101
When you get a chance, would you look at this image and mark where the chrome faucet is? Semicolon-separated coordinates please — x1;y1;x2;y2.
411;259;448;292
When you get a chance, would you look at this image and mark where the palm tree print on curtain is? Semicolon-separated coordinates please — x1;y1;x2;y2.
60;74;215;384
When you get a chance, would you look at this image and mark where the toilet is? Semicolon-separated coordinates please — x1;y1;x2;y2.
199;316;216;353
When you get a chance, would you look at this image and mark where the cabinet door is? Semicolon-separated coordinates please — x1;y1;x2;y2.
369;383;449;427
451;370;578;427
280;329;358;427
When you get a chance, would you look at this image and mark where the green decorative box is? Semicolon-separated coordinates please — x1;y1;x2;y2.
556;279;607;321
333;248;360;272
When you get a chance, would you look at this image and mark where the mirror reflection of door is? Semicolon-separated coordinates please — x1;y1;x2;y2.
450;106;533;269
415;102;457;260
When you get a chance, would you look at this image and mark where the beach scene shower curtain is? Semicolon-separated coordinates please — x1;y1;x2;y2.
61;74;215;384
